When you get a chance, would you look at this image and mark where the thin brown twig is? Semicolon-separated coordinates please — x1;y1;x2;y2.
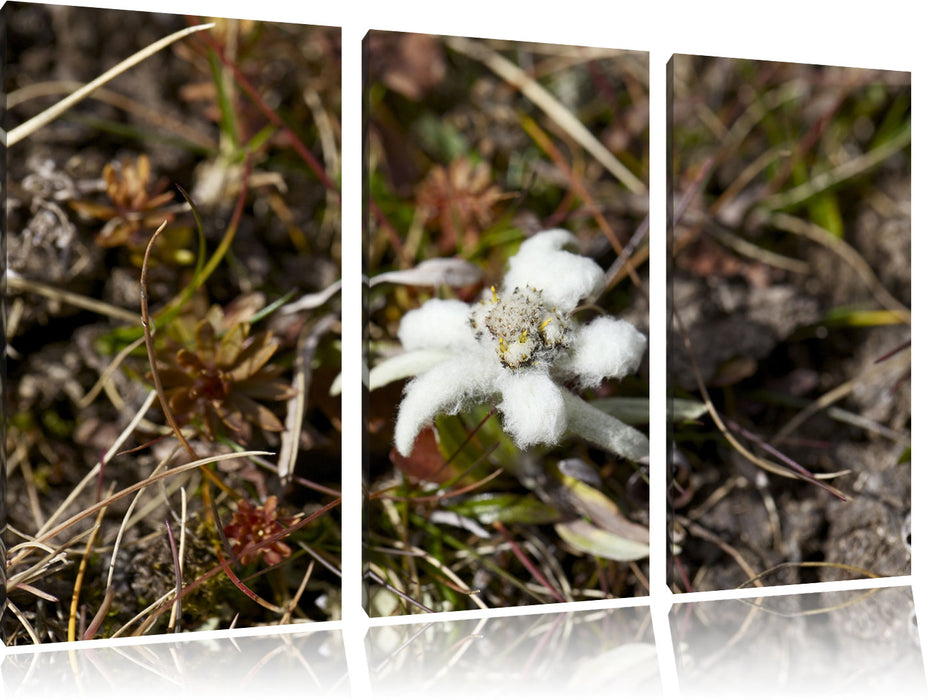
141;221;199;462
141;221;239;501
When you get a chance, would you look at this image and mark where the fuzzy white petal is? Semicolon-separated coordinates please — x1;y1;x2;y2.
559;316;647;388
496;371;567;449
370;257;482;288
502;229;604;312
398;298;475;351
562;388;648;459
369;349;453;391
394;355;500;456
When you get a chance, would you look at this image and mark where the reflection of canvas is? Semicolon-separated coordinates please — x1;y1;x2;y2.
668;55;911;593
672;586;924;695
4;4;342;644
365;31;650;614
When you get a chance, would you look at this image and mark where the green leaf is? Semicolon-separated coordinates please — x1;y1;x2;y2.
562;390;648;459
435;405;520;475
448;493;561;525
589;396;707;424
555;519;649;562
414;114;469;162
822;306;907;327
551;466;650;545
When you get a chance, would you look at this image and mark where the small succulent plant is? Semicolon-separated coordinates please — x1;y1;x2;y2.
223;495;299;567
415;158;510;252
151;304;296;445
70;153;180;250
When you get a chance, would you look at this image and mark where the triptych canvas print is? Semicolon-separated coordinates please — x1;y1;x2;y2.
0;1;920;695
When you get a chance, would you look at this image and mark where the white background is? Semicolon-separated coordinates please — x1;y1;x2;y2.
2;1;930;696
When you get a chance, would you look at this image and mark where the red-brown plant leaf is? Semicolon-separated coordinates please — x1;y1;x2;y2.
229;392;286;433
217;323;249;369
69;200;117;220
235;379;297;401
143;190;176;211
167;387;197;417
214;401;251;444
175;348;202;372
223;293;266;327
153;366;192;389
390;426;458;484
230;334;279;382
195;319;217;365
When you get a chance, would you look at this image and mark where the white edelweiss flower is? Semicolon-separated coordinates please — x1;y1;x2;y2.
384;229;648;459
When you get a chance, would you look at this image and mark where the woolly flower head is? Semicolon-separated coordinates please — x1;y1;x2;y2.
378;229;648;460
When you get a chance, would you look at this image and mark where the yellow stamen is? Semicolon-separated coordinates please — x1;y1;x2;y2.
490;286;498;303
539;317;553;330
499;336;507;353
520;329;528;343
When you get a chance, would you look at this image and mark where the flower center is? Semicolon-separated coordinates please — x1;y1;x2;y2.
192;367;232;401
471;285;568;370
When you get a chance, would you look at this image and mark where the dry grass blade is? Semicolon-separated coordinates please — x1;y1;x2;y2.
492;521;566;603
35;391;157;540
676;516;763;587
706;222;811;275
8;22;215;146
8;274;140;324
24;451;272;551
6;601;42;645
8;526;96;591
78;336;146;408
278;314;337;479
445;35;646;194
367;568;435;614
771;349;911;445
764;211;911;323
111;591;176;638
7;80;216;149
674;309;847;500
737;561;881;596
758;121;911;212
721;80;809;156
279;559;316;625
165;519;184;633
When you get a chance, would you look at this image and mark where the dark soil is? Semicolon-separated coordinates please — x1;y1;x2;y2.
668;56;911;592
